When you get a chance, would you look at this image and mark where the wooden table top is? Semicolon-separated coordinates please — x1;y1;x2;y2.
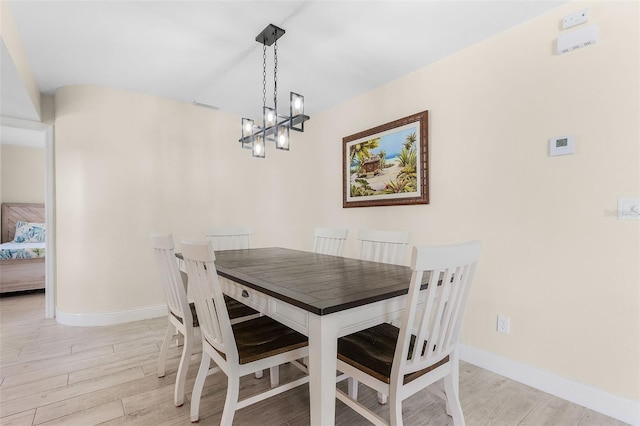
209;247;418;316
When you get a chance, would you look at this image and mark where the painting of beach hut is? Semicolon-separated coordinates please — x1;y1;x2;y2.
343;111;429;208
360;154;381;177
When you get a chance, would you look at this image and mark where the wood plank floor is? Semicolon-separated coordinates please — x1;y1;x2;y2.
0;293;628;426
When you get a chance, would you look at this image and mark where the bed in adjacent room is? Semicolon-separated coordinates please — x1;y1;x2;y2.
0;203;46;294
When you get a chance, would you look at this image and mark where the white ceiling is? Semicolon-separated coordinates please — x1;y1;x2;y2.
2;0;567;137
0;125;45;148
0;41;41;123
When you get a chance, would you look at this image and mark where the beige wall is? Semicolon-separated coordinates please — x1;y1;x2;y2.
1;144;45;203
55;86;223;313
0;1;41;119
312;1;639;401
53;1;638;404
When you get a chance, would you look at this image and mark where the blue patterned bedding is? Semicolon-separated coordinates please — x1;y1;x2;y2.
13;221;46;243
0;242;45;260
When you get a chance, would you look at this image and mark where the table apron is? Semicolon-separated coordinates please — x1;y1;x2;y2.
221;276;309;334
220;276;427;338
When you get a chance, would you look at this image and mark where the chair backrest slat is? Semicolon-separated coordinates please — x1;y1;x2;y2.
436;266;465;355
358;229;410;265
393;241;481;379
313;227;348;256
204;226;252;251
181;240;238;364
150;234;192;326
428;268;454;359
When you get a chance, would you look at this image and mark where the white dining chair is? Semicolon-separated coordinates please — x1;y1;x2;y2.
204;225;252;251
150;233;260;407
313;227;349;256
202;227;254;318
150;234;196;407
181;240;310;425
336;240;482;426
357;228;411;404
358;228;410;265
203;225;276;381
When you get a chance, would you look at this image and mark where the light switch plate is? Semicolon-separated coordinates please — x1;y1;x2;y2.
618;198;640;220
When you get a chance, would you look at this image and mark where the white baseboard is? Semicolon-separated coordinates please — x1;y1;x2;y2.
459;344;640;426
56;304;167;327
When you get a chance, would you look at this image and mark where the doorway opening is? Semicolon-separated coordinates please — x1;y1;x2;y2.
1;117;55;318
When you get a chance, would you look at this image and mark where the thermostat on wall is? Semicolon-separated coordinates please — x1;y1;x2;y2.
549;135;575;156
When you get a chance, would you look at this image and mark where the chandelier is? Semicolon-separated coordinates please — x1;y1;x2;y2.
240;24;310;158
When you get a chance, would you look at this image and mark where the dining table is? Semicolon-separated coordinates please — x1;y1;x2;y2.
182;246;423;425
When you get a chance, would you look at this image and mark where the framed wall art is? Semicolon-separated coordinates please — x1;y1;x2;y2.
343;111;429;208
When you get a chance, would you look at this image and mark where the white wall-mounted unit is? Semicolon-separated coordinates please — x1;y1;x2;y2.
557;24;598;54
562;9;589;29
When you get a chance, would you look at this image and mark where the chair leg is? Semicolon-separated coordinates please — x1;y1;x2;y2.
377;392;387;405
269;365;279;388
174;330;193;407
220;374;240;426
347;378;359;400
446;352;461;417
452;354;460;396
443;373;465;426
255;370;264;378
190;352;211;422
157;322;174;378
389;396;402;426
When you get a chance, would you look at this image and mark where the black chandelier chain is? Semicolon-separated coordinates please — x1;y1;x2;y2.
262;42;267;109
273;37;278;110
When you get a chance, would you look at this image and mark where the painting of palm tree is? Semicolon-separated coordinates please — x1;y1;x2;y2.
348;128;418;197
343;111;428;208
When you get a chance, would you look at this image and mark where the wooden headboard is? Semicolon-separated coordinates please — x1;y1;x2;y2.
1;203;45;243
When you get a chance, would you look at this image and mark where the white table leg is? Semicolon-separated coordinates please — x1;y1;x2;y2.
308;313;339;426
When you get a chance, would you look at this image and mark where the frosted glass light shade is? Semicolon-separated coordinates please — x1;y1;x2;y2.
252;133;265;158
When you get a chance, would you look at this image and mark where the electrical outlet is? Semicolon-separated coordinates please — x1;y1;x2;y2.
497;315;510;334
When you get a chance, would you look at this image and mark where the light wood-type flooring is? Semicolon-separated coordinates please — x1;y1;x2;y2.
0;293;629;425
